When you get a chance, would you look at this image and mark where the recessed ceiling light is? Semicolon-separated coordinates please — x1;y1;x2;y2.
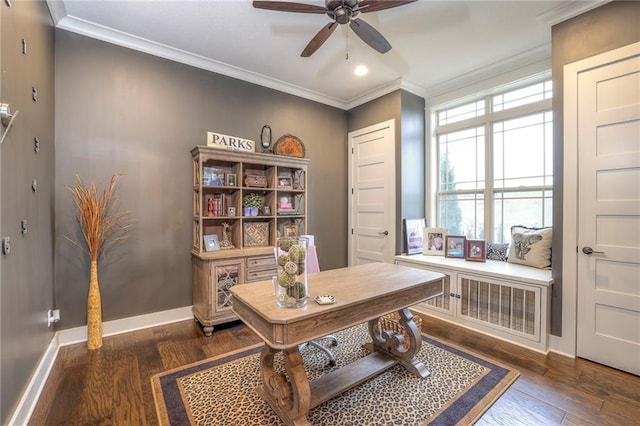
354;65;369;76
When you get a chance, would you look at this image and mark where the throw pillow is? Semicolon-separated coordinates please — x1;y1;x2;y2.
486;243;510;261
507;226;552;269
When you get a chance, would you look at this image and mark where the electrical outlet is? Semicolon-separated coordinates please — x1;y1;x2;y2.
47;309;60;327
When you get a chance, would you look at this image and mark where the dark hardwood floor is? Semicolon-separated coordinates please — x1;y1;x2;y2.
29;314;640;425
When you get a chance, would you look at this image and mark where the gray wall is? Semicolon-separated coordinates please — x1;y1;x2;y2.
347;90;426;255
400;90;426;238
549;0;640;335
54;30;348;329
1;1;55;422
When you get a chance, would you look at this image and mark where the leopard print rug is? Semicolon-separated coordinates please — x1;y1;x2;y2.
152;323;518;425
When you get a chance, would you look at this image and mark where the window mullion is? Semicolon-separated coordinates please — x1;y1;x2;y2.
485;96;494;242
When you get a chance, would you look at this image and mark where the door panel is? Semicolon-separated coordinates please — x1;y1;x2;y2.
576;49;640;375
349;120;395;265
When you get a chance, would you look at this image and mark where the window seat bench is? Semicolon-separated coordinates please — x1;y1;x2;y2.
395;254;554;353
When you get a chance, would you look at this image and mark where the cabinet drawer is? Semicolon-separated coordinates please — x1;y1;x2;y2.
246;255;276;272
246;268;277;283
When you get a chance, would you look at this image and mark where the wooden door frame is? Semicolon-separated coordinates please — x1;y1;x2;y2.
347;119;396;266
560;41;640;357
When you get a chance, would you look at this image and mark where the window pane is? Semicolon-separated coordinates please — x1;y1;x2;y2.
439;192;484;239
438;100;485;125
493;190;552;243
439;127;485;191
493;112;552;189
493;81;552;112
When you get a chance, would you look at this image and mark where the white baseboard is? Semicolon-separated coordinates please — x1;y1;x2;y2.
8;335;59;426
9;306;193;425
548;333;576;359
56;305;193;346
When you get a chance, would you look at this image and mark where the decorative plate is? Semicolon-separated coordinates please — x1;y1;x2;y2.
314;295;336;305
273;134;306;158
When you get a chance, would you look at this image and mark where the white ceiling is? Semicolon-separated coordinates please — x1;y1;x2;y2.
47;0;605;109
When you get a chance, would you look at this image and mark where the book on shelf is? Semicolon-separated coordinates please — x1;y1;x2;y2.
277;208;297;215
213;193;223;216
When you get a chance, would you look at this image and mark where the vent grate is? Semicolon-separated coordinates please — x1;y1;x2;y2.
425;274;451;311
460;278;536;336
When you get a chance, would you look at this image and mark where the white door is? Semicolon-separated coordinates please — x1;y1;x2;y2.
348;119;395;265
575;45;640;375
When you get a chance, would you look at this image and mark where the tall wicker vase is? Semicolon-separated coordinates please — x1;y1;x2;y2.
87;260;103;350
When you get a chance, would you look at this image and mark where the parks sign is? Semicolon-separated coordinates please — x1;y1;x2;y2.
207;132;255;152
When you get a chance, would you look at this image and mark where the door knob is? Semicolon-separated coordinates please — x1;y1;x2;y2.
582;246;605;255
379;230;389;236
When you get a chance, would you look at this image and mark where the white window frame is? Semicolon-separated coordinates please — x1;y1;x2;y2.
430;76;553;242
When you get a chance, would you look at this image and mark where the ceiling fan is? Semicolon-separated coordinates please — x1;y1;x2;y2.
253;0;416;57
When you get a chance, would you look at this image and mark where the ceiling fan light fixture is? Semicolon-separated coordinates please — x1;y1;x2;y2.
354;65;369;76
253;0;417;57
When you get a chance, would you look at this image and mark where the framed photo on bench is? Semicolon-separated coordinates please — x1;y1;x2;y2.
466;239;486;262
403;218;426;255
424;227;447;256
445;235;466;258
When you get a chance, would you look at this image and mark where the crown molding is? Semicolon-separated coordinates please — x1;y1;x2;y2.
54;14;349;110
342;77;429;110
46;0;66;26
424;43;551;102
536;0;611;26
49;1;589;112
343;78;402;109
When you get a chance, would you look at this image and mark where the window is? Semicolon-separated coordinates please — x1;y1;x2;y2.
434;78;553;243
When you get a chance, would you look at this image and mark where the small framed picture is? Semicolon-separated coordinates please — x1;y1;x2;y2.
227;206;236;217
203;234;220;252
404;218;426;255
466;239;486;262
263;205;271;216
226;173;237;187
283;223;298;237
445;235;466;258
423;227;447;256
203;167;224;186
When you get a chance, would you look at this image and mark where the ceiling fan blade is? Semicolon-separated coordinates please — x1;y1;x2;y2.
252;1;327;14
349;18;391;54
301;22;338;57
358;0;417;13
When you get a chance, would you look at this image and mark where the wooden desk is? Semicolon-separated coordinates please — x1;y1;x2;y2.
231;262;444;425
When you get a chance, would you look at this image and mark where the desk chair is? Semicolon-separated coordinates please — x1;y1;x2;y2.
299;336;338;366
300;238;339;367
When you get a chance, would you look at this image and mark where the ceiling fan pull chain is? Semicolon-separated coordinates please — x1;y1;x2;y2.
345;25;349;60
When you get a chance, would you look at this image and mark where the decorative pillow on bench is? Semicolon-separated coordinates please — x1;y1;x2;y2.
486;243;510;261
507;225;552;269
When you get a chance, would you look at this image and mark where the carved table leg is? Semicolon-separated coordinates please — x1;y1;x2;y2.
258;345;311;426
368;308;430;378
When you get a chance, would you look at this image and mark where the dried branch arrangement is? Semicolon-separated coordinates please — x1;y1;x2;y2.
67;173;132;261
66;173;132;349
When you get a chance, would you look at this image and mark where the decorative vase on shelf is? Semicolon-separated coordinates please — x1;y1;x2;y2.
250;207;259;216
274;237;308;308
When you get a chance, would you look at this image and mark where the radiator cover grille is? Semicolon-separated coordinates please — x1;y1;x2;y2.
460;277;536;336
